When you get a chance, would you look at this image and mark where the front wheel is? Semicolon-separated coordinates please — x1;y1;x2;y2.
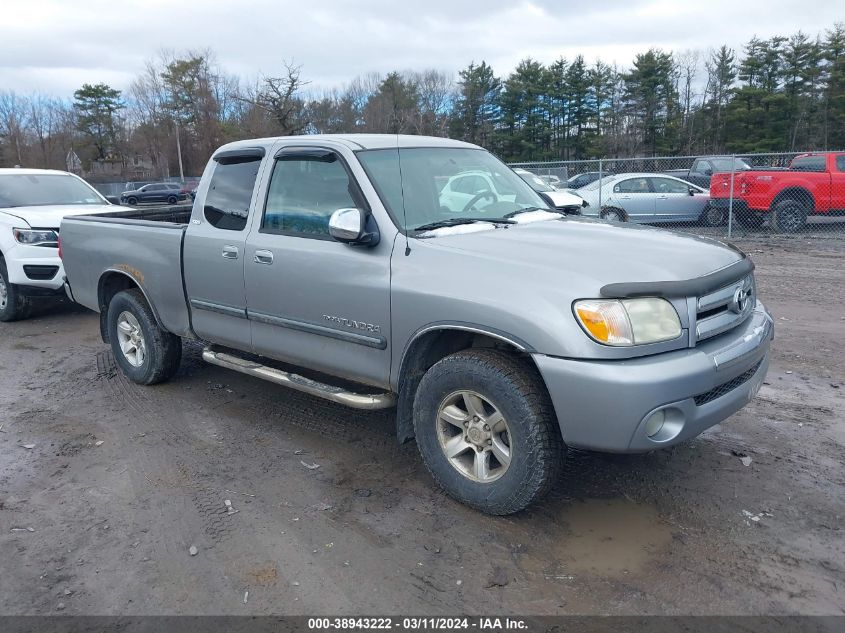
107;289;181;385
700;205;727;227
413;349;563;515
127;196;138;206
0;259;32;322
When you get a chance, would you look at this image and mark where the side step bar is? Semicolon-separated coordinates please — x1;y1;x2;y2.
202;347;396;410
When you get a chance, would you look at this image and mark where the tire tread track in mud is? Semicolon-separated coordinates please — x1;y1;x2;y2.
94;350;237;545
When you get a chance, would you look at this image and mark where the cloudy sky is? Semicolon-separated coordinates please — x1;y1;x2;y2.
1;0;841;97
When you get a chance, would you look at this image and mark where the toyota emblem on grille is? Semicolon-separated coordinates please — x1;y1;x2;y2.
729;287;748;314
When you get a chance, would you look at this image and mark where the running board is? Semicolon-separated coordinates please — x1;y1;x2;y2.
201;347;396;410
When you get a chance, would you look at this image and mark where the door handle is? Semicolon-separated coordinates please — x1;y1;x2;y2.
222;245;239;259
656;195;668;199
619;195;632;199
254;249;274;265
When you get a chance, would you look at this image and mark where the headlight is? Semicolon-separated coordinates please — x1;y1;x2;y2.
13;228;59;245
574;298;682;346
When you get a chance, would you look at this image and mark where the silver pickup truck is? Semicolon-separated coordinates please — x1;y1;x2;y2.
60;134;774;514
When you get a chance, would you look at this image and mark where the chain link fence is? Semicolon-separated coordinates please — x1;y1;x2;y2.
510;152;845;241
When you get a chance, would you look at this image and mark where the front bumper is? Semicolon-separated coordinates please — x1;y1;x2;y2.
534;301;773;452
3;243;65;291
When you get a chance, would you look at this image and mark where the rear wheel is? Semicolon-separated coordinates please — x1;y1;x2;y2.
167;195;178;205
772;199;808;233
0;259;32;322
413;349;563;515
601;208;625;222
107;289;181;385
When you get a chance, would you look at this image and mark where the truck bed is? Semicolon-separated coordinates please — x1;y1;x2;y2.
60;205;194;337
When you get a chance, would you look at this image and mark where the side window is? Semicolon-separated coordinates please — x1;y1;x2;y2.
693;160;711;174
262;153;361;238
615;178;650;193
650;177;690;194
203;157;261;231
835;155;845;172
791;156;826;172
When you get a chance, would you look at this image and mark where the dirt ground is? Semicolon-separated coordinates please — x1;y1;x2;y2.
0;237;843;616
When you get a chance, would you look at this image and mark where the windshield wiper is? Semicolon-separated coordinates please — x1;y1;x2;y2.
503;206;561;218
413;217;516;232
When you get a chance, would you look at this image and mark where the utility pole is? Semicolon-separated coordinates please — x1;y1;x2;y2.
175;120;184;183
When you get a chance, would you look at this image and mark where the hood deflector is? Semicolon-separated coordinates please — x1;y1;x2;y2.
600;257;753;299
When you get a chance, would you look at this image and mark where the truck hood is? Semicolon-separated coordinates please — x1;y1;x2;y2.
0;204;121;228
418;217;743;288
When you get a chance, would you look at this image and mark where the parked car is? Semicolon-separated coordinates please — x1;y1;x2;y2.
120;183;188;206
124;181;153;191
664;156;753;189
710;152;845;232
0;168;118;321
61;134;773;515
513;168;586;214
578;173;722;225
566;171;604;189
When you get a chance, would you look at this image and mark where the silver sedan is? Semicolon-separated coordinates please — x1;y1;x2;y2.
577;173;725;226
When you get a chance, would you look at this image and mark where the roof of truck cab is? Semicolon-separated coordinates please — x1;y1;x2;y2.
216;134;481;153
0;168;75;176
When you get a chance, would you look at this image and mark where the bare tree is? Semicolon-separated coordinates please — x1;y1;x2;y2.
237;61;309;136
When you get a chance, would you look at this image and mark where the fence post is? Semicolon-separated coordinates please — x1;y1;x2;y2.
727;154;736;239
598;158;603;211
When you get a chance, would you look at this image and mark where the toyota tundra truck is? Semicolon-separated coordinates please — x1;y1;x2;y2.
60;135;774;514
710;152;845;232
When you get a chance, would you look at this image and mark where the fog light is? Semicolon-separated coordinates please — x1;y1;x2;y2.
644;410;666;438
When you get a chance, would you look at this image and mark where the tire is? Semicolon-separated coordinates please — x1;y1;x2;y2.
700;205;727;227
106;289;181;385
167;195;177;205
601;208;625;222
0;259;32;322
413;349;563;515
127;196;138;206
772;199;808;234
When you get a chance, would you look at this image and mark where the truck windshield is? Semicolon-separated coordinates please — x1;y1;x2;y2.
357;148;546;232
0;173;107;208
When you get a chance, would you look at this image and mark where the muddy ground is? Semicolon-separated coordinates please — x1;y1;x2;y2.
0;237;843;616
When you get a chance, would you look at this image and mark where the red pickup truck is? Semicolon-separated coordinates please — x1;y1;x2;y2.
709;152;845;232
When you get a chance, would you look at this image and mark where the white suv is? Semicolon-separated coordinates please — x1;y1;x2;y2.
0;169;116;321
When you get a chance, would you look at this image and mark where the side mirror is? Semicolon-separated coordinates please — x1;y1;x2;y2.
689;187;697;196
703;168;713;176
328;208;379;246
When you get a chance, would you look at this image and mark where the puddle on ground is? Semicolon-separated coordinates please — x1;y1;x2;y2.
512;498;672;580
551;498;672;578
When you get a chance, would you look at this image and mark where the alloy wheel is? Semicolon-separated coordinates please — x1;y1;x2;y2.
436;390;511;483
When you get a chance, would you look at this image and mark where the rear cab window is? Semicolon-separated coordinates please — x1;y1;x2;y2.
203;153;263;231
836;155;845;172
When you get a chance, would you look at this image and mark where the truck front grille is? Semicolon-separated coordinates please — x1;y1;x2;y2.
694;359;763;406
695;274;755;342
